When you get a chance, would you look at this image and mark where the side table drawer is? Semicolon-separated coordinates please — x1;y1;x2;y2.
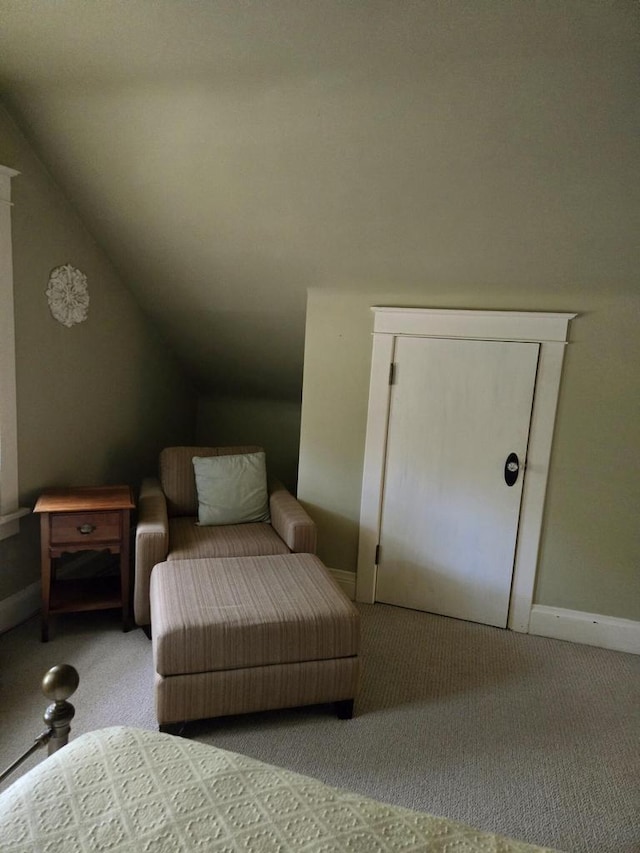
49;511;121;545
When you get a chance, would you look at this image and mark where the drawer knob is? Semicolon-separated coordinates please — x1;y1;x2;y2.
78;523;96;535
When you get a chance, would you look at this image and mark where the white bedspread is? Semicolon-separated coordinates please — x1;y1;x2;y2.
0;726;560;852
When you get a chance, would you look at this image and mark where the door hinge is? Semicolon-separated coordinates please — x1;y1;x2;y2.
375;544;380;564
389;362;396;385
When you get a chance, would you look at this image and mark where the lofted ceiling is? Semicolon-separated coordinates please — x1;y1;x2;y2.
0;1;634;400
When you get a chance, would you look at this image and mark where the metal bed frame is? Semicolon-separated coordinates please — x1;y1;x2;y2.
0;664;79;784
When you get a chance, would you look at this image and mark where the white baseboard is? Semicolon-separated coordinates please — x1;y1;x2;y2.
329;569;356;600
0;581;40;635
529;605;640;655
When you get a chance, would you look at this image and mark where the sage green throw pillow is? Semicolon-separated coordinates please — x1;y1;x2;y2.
192;452;271;526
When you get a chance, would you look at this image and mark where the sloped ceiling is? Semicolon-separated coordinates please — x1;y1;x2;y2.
0;1;635;400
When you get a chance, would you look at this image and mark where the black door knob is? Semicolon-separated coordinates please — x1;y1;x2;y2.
504;452;520;486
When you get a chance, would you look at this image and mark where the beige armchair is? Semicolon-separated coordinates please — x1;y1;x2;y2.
134;446;317;626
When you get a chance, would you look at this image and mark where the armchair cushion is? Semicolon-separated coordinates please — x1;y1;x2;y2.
192;451;270;526
167;517;289;561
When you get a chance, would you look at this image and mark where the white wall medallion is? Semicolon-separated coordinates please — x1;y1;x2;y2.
46;264;89;327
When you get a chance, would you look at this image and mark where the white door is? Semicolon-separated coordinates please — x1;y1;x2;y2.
375;336;539;628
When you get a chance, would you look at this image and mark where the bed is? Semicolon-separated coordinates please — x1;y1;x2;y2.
0;725;560;852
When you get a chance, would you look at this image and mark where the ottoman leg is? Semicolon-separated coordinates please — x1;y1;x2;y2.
159;723;185;736
335;699;354;720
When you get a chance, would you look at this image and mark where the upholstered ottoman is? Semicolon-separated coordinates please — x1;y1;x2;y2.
149;553;360;727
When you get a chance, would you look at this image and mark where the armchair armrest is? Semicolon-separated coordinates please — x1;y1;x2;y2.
269;480;317;554
134;477;169;626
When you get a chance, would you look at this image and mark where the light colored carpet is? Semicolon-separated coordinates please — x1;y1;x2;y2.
0;603;638;852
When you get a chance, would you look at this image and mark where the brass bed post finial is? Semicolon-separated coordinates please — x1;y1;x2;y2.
41;664;80;755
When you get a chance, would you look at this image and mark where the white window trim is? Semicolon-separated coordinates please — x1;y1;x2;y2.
356;307;576;633
0;164;29;540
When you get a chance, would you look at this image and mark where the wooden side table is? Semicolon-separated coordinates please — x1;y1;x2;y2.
34;486;135;642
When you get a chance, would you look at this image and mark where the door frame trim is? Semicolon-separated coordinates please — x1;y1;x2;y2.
355;307;576;632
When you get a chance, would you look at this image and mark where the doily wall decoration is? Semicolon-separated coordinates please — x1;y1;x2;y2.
46;264;89;327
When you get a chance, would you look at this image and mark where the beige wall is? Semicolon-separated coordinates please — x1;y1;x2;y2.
298;283;639;622
197;395;302;493
5;3;636;411
296;4;639;624
1;3;637;620
0;105;197;601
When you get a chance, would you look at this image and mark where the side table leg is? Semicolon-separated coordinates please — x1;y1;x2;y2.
120;509;132;632
41;560;51;643
40;515;51;643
